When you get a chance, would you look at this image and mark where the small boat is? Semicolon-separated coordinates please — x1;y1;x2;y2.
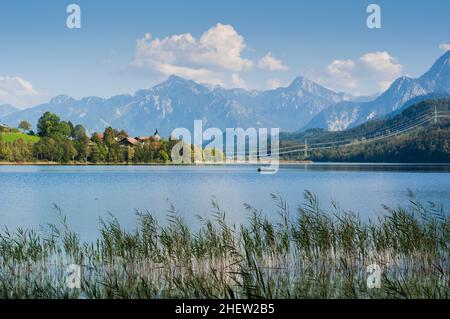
257;166;277;173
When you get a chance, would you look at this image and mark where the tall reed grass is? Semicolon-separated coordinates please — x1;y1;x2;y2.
0;192;448;299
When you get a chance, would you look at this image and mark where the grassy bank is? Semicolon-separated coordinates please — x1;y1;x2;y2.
0;132;40;143
0;192;448;299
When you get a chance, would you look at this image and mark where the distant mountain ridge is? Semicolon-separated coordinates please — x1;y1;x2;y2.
0;104;18;119
303;51;450;131
0;75;352;136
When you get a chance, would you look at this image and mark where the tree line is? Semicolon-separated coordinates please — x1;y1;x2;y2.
305;124;450;163
0;112;177;163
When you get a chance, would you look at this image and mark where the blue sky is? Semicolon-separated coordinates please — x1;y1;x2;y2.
0;0;449;108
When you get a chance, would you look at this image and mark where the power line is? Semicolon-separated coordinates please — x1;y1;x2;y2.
224;114;428;156
259;111;450;158
216;110;450;158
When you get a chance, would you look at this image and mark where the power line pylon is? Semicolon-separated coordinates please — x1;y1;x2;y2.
434;105;438;125
304;138;308;159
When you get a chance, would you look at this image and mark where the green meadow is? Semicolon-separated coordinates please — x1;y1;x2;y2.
0;132;40;143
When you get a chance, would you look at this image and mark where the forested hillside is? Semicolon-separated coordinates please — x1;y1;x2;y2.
280;99;450;163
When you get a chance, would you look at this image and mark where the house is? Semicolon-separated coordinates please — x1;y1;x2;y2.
0;123;11;133
116;129;162;147
136;136;151;143
134;129;162;144
119;137;139;146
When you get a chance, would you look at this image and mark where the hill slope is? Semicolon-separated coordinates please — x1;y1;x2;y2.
281;99;450;163
0;132;40;143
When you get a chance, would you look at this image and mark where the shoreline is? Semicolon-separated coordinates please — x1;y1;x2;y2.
0;161;450;173
2;161;450;166
1;161;450;168
0;160;314;166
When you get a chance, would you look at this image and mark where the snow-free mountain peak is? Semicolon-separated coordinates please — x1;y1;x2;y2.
152;74;212;95
161;74;196;86
419;50;450;92
289;76;314;89
289;76;329;94
302;51;450;132
426;50;450;74
49;95;75;105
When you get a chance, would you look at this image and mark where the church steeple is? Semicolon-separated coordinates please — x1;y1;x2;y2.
153;129;161;141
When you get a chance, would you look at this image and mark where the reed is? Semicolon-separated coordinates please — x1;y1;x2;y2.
0;192;448;299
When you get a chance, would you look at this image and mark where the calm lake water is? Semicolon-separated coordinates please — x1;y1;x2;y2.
1;164;449;241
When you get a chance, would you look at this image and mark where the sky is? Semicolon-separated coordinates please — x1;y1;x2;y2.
0;0;449;108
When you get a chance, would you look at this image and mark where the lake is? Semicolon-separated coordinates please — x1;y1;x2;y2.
1;164;449;241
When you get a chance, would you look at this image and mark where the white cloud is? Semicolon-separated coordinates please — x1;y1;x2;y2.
197;24;253;71
316;51;404;95
359;52;403;78
0;76;42;108
153;63;225;86
231;73;248;89
130;23;253;86
258;52;288;71
439;43;450;51
326;59;357;90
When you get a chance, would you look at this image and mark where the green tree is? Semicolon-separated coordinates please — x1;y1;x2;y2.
18;121;31;133
60;140;77;162
72;124;87;141
159;149;169;162
126;146;135;162
67;121;74;137
103;127;116;145
33;137;59;162
90;143;108;163
11;139;32;162
59;121;73;139
37;112;61;137
74;135;90;162
0;142;13;161
117;129;128;140
91;133;103;145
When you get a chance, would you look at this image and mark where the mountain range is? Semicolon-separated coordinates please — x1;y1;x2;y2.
303;51;450;131
1;51;449;136
0;75;352;136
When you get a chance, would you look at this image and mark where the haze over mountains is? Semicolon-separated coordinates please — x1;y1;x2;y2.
0;104;18;118
1;51;449;136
